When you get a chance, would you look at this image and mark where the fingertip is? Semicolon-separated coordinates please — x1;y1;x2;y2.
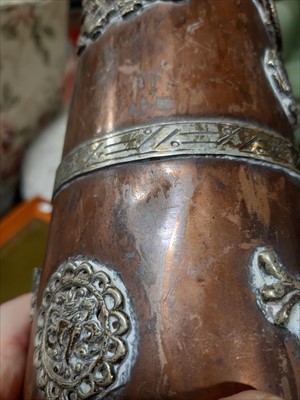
219;390;283;400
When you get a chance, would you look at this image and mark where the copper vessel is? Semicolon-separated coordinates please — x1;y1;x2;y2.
24;1;300;399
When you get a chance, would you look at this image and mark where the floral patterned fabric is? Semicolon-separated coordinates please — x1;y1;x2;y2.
0;0;68;215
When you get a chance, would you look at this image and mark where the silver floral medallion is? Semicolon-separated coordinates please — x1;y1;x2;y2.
34;258;138;400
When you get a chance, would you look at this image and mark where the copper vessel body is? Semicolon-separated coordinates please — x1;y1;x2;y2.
24;1;300;399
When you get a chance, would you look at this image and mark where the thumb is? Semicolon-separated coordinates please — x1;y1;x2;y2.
219;390;283;400
0;293;32;400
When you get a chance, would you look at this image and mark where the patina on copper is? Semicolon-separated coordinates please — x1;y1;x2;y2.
24;1;300;399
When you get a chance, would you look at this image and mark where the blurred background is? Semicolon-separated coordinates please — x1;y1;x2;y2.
0;0;79;303
0;0;299;303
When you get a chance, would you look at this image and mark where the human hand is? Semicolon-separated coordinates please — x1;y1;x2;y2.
0;293;31;400
0;294;283;400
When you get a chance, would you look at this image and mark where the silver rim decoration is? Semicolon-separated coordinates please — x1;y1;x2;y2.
54;119;299;194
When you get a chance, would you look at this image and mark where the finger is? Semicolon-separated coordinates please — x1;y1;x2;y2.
0;293;32;400
219;390;283;400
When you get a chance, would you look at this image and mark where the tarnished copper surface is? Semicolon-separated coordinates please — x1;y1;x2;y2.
24;159;300;399
63;0;293;156
24;0;299;399
79;0;185;51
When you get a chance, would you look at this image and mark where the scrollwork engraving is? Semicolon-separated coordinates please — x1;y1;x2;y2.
34;259;138;400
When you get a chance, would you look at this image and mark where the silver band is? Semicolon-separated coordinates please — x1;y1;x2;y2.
54;119;299;194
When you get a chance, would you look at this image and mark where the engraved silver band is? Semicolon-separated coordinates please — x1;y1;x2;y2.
54;119;299;194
